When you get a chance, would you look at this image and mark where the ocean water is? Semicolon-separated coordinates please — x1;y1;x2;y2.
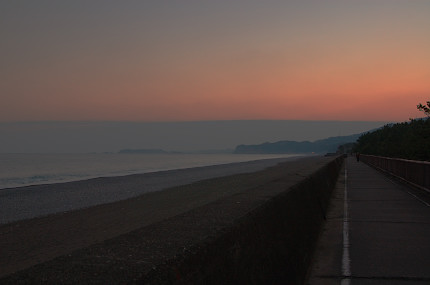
0;153;298;189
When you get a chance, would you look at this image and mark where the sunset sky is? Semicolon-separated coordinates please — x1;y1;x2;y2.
1;0;429;123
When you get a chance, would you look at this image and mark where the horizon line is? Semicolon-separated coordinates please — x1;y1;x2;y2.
0;119;395;124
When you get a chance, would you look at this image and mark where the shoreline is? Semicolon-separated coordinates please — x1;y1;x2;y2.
0;156;305;224
0;153;302;190
0;155;334;280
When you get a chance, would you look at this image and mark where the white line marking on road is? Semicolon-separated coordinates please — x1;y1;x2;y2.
341;167;351;285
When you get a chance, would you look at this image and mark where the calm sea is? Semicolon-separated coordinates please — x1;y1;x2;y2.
0;153;298;189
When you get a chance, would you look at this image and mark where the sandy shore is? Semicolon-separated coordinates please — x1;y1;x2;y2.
0;156;330;279
0;156;302;224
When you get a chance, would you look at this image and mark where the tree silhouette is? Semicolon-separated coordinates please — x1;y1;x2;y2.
353;118;430;161
417;101;430;117
353;102;430;161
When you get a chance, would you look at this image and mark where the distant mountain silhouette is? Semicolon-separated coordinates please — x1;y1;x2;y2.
119;149;173;154
234;133;361;154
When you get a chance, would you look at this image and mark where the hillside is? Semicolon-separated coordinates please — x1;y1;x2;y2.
234;133;361;154
119;149;172;154
354;118;430;161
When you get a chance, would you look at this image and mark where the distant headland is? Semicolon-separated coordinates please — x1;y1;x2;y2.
234;133;361;154
118;149;182;154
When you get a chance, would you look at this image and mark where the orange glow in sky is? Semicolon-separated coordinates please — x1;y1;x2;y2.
1;1;429;122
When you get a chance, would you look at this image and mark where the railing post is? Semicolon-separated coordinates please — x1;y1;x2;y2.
360;154;430;192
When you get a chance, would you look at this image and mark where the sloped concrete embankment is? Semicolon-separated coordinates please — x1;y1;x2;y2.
141;156;343;284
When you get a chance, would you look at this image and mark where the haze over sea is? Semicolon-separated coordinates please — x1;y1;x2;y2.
0;120;390;190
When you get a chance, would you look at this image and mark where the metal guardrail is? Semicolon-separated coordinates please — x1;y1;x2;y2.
361;154;430;192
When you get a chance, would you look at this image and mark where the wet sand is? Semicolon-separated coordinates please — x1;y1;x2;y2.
0;156;329;279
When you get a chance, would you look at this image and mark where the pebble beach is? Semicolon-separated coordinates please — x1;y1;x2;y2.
0;155;331;281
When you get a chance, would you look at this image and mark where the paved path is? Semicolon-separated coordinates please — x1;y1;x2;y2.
309;157;430;285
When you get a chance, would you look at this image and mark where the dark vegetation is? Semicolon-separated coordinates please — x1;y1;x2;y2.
354;118;430;161
417;101;430;117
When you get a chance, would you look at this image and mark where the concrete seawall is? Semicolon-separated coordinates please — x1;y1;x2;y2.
1;156;343;284
141;155;343;284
